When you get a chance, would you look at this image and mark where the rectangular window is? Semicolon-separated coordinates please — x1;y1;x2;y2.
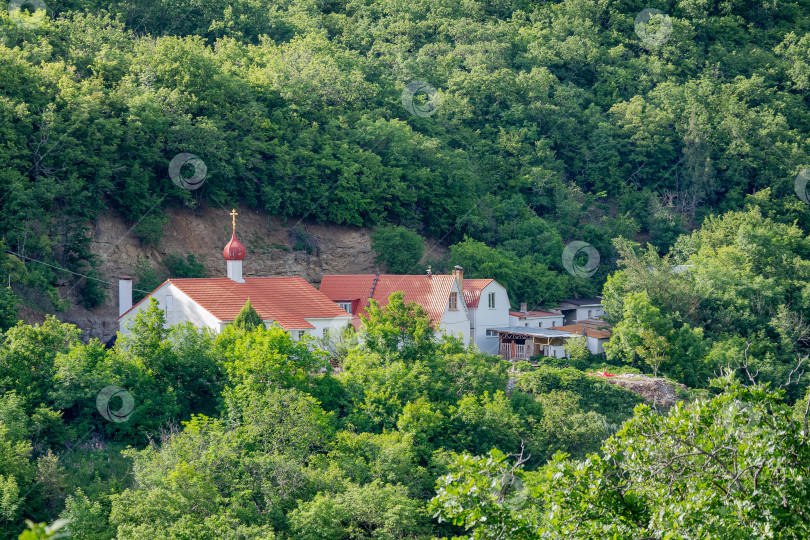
165;295;173;313
539;322;543;328
337;302;352;314
587;309;592;319
488;292;496;309
449;292;458;310
297;330;307;340
486;330;498;337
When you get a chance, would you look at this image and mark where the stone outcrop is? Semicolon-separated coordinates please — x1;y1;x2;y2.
601;373;687;409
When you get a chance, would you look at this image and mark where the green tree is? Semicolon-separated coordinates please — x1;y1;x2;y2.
117;298;167;361
108;418;279;539
0;317;82;407
448;391;527;458
449;238;569;309
289;480;430;540
0;287;20;333
0;422;33;533
605;292;674;377
60;489;112;540
361;292;436;364
217;324;330;395
164;253;206;278
371;226;425;274
563;336;589;364
431;448;534;540
17;519;70;540
79;270;107;310
231;299;264;331
132;259;163;303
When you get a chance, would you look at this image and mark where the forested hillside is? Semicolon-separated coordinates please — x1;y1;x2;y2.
1;0;809;313
2;0;810;538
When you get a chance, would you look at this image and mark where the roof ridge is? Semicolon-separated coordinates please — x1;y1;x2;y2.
367;272;381;306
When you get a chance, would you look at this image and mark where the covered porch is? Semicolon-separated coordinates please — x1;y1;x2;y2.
488;327;574;361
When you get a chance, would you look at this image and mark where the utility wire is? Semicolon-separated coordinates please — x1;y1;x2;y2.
5;249;151;294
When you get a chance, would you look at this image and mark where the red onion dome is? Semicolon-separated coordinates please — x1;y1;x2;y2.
223;233;246;261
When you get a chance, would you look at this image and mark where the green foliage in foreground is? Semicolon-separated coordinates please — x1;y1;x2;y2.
0;293;638;538
432;375;810;539
18;519;69;539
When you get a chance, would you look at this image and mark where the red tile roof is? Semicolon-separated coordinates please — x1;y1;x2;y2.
320;274;458;323
120;277;350;330
318;275;376;303
462;279;494;308
549;324;611;339
510;310;559;318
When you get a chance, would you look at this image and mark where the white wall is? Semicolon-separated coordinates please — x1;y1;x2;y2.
439;278;471;345
575;306;604;322
119;282;220;335
220;318;354;340
586;336;607;354
469;282;510;354
302;317;354;339
539;343;567;359
508;314;564;328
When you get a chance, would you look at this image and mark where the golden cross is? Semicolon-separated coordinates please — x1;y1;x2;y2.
230;209;238;233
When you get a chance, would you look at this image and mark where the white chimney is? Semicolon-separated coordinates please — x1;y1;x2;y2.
119;276;133;316
520;302;527;313
452;265;464;291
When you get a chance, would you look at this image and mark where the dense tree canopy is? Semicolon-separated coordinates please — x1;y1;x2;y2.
432;375;810;539
0;0;807;310
603;203;810;398
0;294;649;538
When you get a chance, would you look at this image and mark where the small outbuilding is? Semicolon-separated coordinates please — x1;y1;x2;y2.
486;327;574;361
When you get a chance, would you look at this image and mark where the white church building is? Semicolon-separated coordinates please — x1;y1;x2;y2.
117;211;352;339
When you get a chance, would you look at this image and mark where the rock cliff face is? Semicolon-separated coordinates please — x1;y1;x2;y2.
44;206;379;342
601;374;688;409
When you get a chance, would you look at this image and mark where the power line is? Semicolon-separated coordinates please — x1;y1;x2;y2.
5;250;151;294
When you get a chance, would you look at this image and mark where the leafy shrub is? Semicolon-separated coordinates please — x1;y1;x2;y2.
164;253;206;278
132;215;169;247
80;270;107;310
289;480;430;539
371;226;425;274
288;225;319;255
132;259;163;303
231;299;263;331
517;365;642;425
